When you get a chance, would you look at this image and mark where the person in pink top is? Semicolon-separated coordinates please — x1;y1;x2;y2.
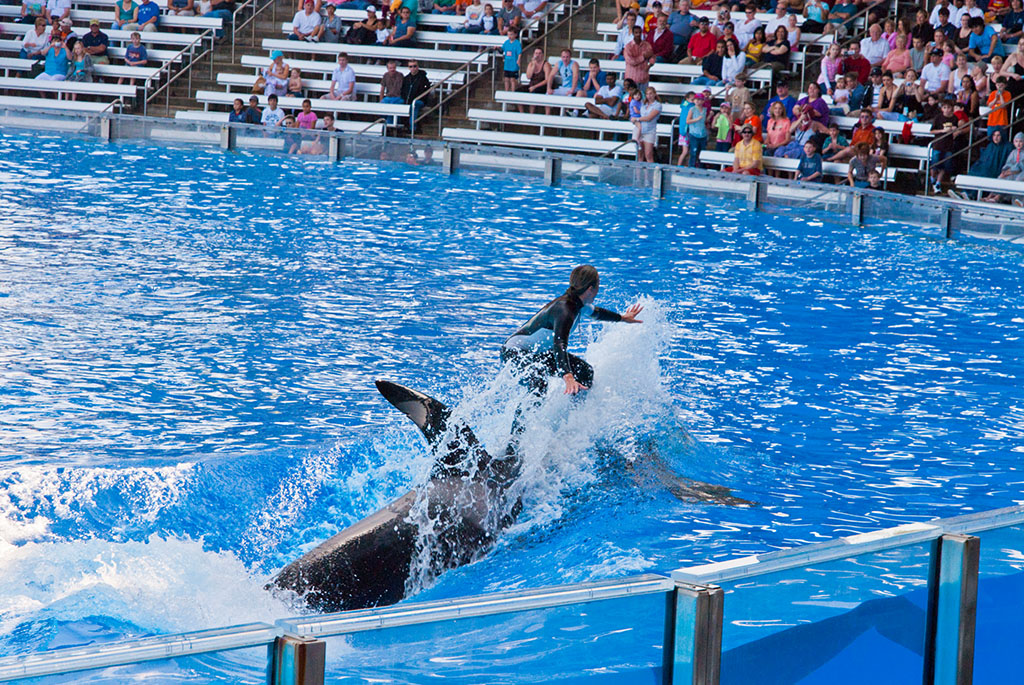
296;99;318;128
623;24;654;89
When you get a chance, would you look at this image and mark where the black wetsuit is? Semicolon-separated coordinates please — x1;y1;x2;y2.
501;288;622;395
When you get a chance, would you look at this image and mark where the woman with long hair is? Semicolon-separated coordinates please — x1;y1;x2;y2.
631;85;662;163
745;25;767;65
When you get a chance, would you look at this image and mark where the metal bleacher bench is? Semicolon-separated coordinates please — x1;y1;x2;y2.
442;126;638;157
239;55;464;92
699;148;897;183
954;175;1024;201
465;107;673;139
217;71;384;99
0;93;120;111
0;57;160;84
174;109;386;135
277;23;506;51
196;89;410;120
0;21;211;49
0;76;137;104
555;54;773;90
0;6;221;31
261;38;491;70
494;89;682;117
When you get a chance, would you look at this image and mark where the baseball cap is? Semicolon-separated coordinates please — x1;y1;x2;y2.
930;48;943;56
870;66;882;76
271;50;284;60
89;17;100;25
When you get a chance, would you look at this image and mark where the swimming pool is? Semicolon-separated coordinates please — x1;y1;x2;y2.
1;127;1023;681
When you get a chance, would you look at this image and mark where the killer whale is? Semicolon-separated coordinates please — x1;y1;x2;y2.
270;380;754;613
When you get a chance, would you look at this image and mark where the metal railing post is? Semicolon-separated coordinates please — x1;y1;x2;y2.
924;534;979;685
544;156;562;185
269;636;326;685
662;582;723;685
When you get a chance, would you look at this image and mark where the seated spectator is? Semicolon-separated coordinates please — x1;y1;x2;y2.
286;68;303;97
135;0;160;32
978;132;1024;202
764;100;791;157
828;110;875;160
646;14;674;62
263;50;289;97
452;0;486;32
1000;0;1024;44
433;0;457;14
319;113;336;131
322;4;344;42
682;16;716;65
693;39;726;85
244;94;261;122
81;19;110;65
669;0;697;48
775;105;818;157
119;31;147;85
828;74;852;115
761;25;791;77
261;93;286;125
866;168;883;189
291;0;322;41
886;68;924;120
785;14;800;49
204;0;234;36
869;127;888;168
631;85;662;163
881;36;911;76
547;49;580;95
728;123;762;174
228;97;249;122
21;0;45;24
323;52;356;101
387;6;416;46
20;17;49;60
734;100;762;142
743;25;766;65
762;80;795;121
847;142;880;187
345;6;379;44
282;115;304;154
53;18;78;52
796;81;829;128
736;4;761;48
36;35;67;80
517;46;550;112
825;0;855;37
721;40;745;85
112;0;139;31
575;59;605;98
519;0;547;23
296;99;317;128
496;0;522;33
860;23;889;66
401;59;431;132
908;36;927;73
65;39;94;96
968;16;1005;62
957;74;980;118
380;59;404;104
584;71;622;119
822;121;848;155
843;41;871;85
711;101;731;151
796;140;823;181
168;0;195;16
929;97;964;192
920;48;950;93
856;66;894;117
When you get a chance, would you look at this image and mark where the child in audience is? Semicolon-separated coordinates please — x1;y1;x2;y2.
296;99;317;128
712;101;732;151
796;140;823;181
829;74;851;115
822;122;848;156
119;32;146;86
480;4;497;33
287;68;303;97
676;91;695;165
867;168;883;189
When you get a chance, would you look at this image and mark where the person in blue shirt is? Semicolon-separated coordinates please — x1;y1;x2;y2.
761;80;796;125
796;140;823;182
228;97;249;123
967;17;1004;62
135;0;160;32
119;31;147;84
1000;0;1024;44
500;27;522;92
36;36;68;80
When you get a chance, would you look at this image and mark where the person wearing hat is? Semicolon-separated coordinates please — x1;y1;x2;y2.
920;47;951;93
729;123;762;175
263;49;290;97
291;0;322;41
712;100;732;151
501;265;643;401
81;18;110;64
682;16;716;64
761;80;795;121
973;132;1024;202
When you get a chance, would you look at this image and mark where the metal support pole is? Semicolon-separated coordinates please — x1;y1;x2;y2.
328;135;346;161
270;636;326;685
746;178;765;211
663;582;723;685
443;146;460;174
924;534;979;685
220;125;236;149
100;117;113;141
544;156;561;186
850;190;864;226
652;166;670;198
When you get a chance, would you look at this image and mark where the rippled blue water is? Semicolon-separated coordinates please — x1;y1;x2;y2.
2;129;1024;681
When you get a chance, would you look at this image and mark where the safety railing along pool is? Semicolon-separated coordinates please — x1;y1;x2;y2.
4;504;1024;683
3;106;1024;250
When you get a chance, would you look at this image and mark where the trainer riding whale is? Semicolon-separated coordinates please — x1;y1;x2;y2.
270;267;751;613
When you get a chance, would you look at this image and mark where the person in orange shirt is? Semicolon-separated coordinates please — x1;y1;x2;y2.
828;111;876;161
732;101;762;144
987;77;1011;133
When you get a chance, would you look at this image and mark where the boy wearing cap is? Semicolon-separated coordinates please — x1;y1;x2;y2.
81;19;110;64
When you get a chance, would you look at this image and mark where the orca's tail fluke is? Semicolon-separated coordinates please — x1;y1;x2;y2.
375;380;453;445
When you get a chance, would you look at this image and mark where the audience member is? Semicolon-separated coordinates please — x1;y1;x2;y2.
65;39;93;93
322;5;344;42
296;99;317;128
977;132;1024;202
381;59;404;103
668;0;697;48
615;10;638;59
967;16;1005;62
168;0;195;17
81;19;109;64
729;123;763;174
20;0;45;24
685;91;709;166
762;80;795;120
847;142;880;186
387;6;416;45
929;97;964;191
112;0;139;30
323;52;356;101
744;25;767;64
547;49;579;95
860;23;889;65
711;101;731;151
693;39;726;85
624;24;654;90
683;16;716;64
647;14;674;62
261;93;286;125
843;41;871;84
135;0;160;32
500;27;522;92
45;0;70;23
726;72;752;114
584;71;622;118
119;31;147;85
291;0;322;40
228;97;249;122
263;50;289;97
20;17;49;60
575;59;605;98
244;94;261;122
920;48;950;93
496;0;522;33
987;77;1011;133
632;85;662;163
345;7;379;44
286;67;303;97
795;140;823;181
401;59;430;131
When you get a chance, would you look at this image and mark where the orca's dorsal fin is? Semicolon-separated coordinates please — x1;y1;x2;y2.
375;380;492;480
375;380;452;445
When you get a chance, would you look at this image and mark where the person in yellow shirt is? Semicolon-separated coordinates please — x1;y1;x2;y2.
730;124;763;175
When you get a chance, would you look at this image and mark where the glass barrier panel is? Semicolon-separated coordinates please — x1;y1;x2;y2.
717;541;933;685
972;523;1024;682
318;591;669;685
860;194;948;240
11;645;270;684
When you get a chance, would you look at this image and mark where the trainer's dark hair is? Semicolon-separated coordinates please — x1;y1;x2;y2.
569;265;600;295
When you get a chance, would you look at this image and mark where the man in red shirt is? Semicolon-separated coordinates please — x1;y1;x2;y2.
842;41;871;85
646;13;674;62
683;16;716;64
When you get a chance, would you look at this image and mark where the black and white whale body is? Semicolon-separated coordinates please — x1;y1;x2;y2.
270;380;755;614
271;380;521;613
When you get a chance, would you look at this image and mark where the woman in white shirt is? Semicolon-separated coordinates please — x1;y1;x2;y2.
721;39;746;84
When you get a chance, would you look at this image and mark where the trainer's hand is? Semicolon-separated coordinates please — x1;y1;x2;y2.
621;303;644;323
563;373;588;395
